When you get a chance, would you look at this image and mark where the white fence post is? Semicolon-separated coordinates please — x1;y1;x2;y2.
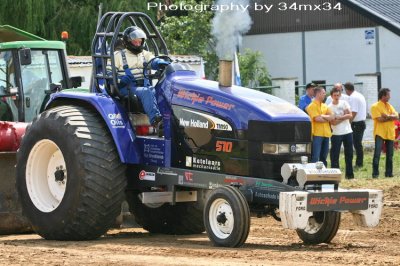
355;73;379;117
271;77;297;105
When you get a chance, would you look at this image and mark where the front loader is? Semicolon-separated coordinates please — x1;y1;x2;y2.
0;25;81;234
16;12;383;247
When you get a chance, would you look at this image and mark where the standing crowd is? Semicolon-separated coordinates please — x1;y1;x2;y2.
299;82;399;179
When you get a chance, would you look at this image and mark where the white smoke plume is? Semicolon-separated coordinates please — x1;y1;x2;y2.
212;0;253;60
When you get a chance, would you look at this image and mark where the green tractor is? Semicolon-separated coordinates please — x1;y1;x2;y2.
0;25;81;234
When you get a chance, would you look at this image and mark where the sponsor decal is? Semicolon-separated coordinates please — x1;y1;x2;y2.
216;140;233;152
307;192;369;211
176;108;232;131
184;172;193;182
176;90;235;110
208;182;222;189
255;191;278;200
143;143;164;161
138;170;156;181
157;168;178;176
107;113;125;128
179;118;209;129
255;181;273;188
192;156;221;171
223;176;244;185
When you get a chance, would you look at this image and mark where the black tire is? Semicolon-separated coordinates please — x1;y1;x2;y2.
204;186;250;247
126;189;207;235
296;211;341;244
16;105;127;240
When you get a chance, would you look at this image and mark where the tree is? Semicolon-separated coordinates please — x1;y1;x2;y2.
0;0;156;55
158;0;219;79
238;49;271;89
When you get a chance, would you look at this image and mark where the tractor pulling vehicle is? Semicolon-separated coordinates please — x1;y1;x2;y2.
16;12;382;247
0;25;82;234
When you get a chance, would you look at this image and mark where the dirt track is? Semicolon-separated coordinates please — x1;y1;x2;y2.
1;184;400;265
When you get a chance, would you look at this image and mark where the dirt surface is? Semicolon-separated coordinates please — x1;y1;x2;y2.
1;183;399;266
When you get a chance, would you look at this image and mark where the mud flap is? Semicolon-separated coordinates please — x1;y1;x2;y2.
279;189;383;230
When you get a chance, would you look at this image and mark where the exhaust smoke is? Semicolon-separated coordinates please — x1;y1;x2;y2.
212;0;252;86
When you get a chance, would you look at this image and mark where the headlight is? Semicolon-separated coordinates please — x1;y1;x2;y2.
262;143;277;154
262;143;311;154
295;144;307;153
278;144;290;153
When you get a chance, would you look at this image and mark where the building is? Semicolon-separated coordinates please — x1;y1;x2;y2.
242;0;400;111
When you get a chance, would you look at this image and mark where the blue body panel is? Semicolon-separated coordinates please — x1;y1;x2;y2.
47;68;309;166
48;92;141;164
156;70;310;130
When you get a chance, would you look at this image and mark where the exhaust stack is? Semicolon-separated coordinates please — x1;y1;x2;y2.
218;60;232;87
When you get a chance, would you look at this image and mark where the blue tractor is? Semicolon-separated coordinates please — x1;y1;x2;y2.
16;12;382;247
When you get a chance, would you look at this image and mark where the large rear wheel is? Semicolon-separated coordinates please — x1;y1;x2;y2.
296;211;341;244
16;105;127;240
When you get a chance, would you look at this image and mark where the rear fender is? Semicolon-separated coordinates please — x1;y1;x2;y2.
47;92;140;164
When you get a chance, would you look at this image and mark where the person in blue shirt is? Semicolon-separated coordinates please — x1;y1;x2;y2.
298;83;316;113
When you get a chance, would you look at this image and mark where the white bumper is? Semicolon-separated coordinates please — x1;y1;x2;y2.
279;189;383;230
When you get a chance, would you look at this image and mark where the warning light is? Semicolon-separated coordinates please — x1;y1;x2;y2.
61;31;69;41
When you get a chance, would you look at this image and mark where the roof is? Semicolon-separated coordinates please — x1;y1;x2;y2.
339;0;400;36
0;40;65;50
0;25;45;42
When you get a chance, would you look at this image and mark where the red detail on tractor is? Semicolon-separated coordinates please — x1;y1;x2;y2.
0;122;28;152
139;170;146;180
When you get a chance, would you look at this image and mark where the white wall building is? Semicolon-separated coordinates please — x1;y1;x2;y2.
242;0;400;111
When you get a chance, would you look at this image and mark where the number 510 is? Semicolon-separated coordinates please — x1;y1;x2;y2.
216;141;232;153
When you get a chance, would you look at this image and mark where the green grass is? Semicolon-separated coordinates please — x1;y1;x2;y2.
331;149;400;189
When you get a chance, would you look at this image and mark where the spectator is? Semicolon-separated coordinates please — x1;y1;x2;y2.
325;83;349;105
298;83;316;113
344;82;366;168
328;87;354;179
371;88;399;178
306;86;335;166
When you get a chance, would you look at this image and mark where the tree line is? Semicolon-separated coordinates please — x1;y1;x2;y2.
0;0;270;86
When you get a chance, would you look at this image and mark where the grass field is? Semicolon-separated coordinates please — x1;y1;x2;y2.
333;148;400;190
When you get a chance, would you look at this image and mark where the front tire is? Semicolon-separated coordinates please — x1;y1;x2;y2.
204;186;250;247
296;211;341;244
16;105;127;240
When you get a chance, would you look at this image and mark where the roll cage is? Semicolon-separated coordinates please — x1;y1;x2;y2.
91;12;169;95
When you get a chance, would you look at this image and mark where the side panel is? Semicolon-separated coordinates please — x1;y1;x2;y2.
48;92;141;164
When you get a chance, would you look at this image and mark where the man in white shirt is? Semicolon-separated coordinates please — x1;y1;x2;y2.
344;82;367;168
325;83;349;105
328;87;354;179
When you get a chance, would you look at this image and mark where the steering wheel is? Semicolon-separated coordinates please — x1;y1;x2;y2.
143;55;173;80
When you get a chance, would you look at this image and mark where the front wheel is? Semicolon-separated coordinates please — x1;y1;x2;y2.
296;211;341;244
16;105;127;240
204;186;250;247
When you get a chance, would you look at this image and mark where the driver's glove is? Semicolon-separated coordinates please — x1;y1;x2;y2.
151;58;171;70
119;74;135;87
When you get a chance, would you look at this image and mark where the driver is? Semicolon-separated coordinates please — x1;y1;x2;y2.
114;26;170;128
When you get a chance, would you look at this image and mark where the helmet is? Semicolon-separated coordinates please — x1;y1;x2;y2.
122;26;147;54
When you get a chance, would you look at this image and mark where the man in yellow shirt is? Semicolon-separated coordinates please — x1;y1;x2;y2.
306;87;335;166
371;88;399;178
